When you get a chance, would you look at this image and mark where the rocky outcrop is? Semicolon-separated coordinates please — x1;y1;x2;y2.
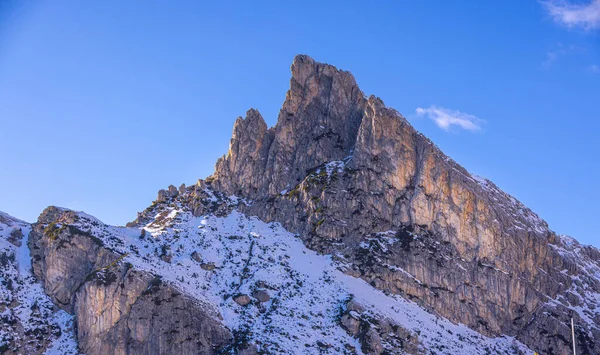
0;213;68;355
29;207;231;355
213;54;366;197
29;208;116;312
338;298;422;355
252;289;270;303
207;55;600;354
76;267;229;355
4;54;599;354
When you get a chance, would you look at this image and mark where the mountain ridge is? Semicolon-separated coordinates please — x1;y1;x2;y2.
205;54;599;354
1;55;599;354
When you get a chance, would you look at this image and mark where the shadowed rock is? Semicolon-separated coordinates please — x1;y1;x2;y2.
29;207;231;355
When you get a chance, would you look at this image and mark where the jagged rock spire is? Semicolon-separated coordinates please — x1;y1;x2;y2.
208;54;598;355
214;108;272;195
214;54;367;196
4;54;598;355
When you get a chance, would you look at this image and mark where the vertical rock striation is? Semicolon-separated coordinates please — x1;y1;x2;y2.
5;54;598;355
209;55;600;354
29;207;231;355
214;54;367;197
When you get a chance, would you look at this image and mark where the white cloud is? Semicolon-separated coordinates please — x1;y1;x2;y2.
415;106;484;132
543;0;600;30
589;64;600;73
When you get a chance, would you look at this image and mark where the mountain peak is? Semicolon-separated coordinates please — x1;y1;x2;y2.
2;55;599;355
213;55;367;197
234;108;267;133
206;55;600;354
282;54;364;124
288;54;354;91
0;211;27;226
290;54;317;82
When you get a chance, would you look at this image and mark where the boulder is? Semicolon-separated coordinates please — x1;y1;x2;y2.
191;251;202;263
200;262;216;271
251;289;270;303
233;294;252;306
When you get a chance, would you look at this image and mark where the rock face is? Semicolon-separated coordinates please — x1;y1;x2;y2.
339;298;421;355
208;55;600;354
3;55;600;355
214;55;366;197
0;212;72;355
29;209;116;313
29;207;231;355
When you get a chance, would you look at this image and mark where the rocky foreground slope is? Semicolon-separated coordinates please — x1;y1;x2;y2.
1;55;599;354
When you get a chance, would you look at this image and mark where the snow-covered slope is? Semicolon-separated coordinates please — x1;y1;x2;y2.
3;189;596;354
61;200;532;354
0;212;78;355
548;235;600;334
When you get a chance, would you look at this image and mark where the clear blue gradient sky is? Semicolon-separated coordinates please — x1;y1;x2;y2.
1;1;599;246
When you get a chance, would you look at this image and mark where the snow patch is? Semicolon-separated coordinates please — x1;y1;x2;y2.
70;207;532;354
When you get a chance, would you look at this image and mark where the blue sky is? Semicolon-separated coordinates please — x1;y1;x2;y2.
0;1;599;246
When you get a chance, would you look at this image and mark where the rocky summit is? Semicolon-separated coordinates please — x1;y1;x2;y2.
1;55;599;355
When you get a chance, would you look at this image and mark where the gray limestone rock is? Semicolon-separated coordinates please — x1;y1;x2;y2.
191;251;203;263
213;54;366;198
233;294;252;306
29;207;231;355
205;55;600;355
251;289;270;303
13;55;600;355
200;262;216;271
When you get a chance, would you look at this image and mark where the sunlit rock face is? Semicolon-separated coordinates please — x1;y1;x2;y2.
214;54;366;198
210;55;600;355
2;55;599;355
